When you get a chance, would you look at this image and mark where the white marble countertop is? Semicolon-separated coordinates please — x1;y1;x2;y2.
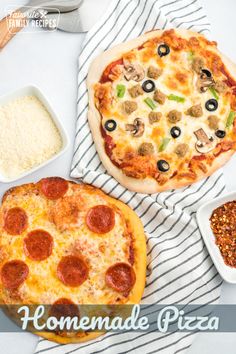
0;0;236;353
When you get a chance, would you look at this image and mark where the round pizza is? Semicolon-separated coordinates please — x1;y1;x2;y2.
0;177;146;343
88;29;236;193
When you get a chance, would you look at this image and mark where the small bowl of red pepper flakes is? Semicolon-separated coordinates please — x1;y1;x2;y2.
197;191;236;283
210;201;236;268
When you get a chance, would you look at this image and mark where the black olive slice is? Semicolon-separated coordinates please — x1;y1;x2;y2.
201;69;212;78
157;160;170;172
142;80;156;93
104;119;117;132
205;99;218;112
157;44;170;57
215;130;226;139
170;126;181;139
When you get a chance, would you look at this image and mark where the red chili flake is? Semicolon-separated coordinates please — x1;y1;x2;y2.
210;201;236;267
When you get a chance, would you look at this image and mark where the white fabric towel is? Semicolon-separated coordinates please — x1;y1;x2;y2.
35;1;224;353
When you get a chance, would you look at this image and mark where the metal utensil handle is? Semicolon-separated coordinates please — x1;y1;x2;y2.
0;10;25;49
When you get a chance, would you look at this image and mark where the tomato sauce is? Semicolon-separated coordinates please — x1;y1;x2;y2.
100;58;123;83
100;125;120;168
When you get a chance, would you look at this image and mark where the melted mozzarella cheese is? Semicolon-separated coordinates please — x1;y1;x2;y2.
102;43;231;173
0;184;132;305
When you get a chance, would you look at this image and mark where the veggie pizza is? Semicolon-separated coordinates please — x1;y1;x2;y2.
88;29;236;193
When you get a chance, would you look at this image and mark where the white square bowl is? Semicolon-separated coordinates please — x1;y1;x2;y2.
0;85;69;183
197;190;236;283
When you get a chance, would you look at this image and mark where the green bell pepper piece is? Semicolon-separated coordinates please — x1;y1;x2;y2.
168;94;185;103
116;84;126;98
226;111;236;129
209;87;219;101
159;138;171;152
144;97;156;110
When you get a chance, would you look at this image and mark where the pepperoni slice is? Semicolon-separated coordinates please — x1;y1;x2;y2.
50;298;79;321
57;256;88;287
105;262;136;294
39;177;68;200
23;230;53;261
1;260;29;289
4;207;28;235
86;205;115;234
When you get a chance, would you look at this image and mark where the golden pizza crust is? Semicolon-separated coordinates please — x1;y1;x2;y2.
0;179;146;344
87;29;236;194
37;331;102;344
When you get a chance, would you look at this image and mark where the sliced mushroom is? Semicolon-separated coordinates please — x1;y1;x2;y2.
192;57;205;74
133;118;145;137
194;66;215;93
124;62;145;82
125;124;136;133
125;118;145;137
196;76;215;93
194;128;216;154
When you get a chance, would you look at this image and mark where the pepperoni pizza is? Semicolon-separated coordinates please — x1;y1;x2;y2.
88;29;236;193
0;178;146;343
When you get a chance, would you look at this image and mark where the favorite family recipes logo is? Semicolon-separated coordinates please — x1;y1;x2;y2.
6;6;60;32
15;305;219;333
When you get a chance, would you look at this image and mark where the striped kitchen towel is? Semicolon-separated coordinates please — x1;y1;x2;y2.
35;0;224;353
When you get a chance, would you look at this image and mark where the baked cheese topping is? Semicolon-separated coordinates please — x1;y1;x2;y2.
94;30;236;185
0;179;135;306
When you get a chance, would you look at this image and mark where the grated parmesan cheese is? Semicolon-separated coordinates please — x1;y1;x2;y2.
0;95;62;179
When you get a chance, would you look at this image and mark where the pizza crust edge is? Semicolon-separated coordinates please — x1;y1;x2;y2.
87;29;236;193
36;331;103;345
